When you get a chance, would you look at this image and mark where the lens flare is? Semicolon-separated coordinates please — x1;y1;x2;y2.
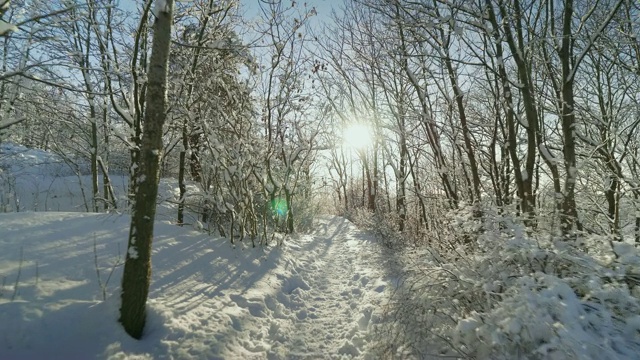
271;198;288;217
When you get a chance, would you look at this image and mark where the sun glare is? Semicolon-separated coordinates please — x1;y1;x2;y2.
343;123;373;150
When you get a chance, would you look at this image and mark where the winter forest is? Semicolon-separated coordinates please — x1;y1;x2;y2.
2;0;640;358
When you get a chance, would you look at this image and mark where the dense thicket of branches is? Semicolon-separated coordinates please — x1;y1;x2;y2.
0;0;321;337
4;0;638;243
0;0;321;238
316;0;640;244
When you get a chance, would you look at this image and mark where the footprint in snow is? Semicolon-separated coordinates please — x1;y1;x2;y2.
281;274;311;294
229;294;267;318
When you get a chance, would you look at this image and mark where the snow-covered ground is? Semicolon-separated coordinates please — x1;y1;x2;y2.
11;142;639;359
0;143;200;224
0;142;398;358
0;212;391;359
0;142;124;213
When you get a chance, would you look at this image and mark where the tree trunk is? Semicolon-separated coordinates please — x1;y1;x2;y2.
489;79;503;209
285;187;294;233
408;149;428;231
177;122;188;225
397;135;407;232
128;32;148;207
393;1;457;208
97;157;117;211
120;0;174;339
90;107;99;213
442;45;481;205
189;133;203;183
362;155;375;211
636;190;640;244
604;175;620;240
635;148;640;244
559;0;578;236
102;101;112;211
380;151;391;213
178;150;186;225
486;0;537;223
341;150;349;212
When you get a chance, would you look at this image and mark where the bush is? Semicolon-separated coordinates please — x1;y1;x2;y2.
349;207;405;248
370;206;640;359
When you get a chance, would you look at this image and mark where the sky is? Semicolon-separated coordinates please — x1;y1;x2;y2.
117;0;339;20
241;0;337;17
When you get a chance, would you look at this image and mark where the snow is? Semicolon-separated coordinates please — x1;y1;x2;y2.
153;0;169;16
127;244;139;259
0;143;392;358
0;142;77;177
4;141;640;358
0;142;396;357
0;20;17;36
0;143;127;213
538;143;558;164
208;39;226;49
0;212;390;359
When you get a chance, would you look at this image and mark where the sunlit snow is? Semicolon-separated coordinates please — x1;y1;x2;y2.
0;144;393;359
0;212;392;359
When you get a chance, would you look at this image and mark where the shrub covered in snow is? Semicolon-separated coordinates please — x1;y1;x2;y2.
362;204;640;359
450;232;640;359
349;207;412;248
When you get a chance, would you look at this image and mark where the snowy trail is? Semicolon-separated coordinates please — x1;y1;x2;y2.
171;216;392;359
266;216;388;358
0;212;392;359
147;215;391;359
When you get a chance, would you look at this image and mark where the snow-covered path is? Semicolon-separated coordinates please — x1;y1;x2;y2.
151;216;391;359
266;217;389;358
0;212;393;359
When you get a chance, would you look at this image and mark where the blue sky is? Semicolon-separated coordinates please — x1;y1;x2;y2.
241;0;336;17
118;0;338;19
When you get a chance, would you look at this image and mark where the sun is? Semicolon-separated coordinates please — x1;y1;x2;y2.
343;123;373;150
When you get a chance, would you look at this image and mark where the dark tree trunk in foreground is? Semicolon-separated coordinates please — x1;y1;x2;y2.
120;0;174;339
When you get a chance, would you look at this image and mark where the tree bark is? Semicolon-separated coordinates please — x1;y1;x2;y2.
486;0;537;223
102;101;112;211
120;0;174;339
559;0;578;235
408;148;428;231
393;1;458;208
440;32;481;204
397;131;407;232
177;121;188;225
285;187;294;233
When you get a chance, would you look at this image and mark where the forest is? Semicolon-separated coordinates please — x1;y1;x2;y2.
2;0;640;358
